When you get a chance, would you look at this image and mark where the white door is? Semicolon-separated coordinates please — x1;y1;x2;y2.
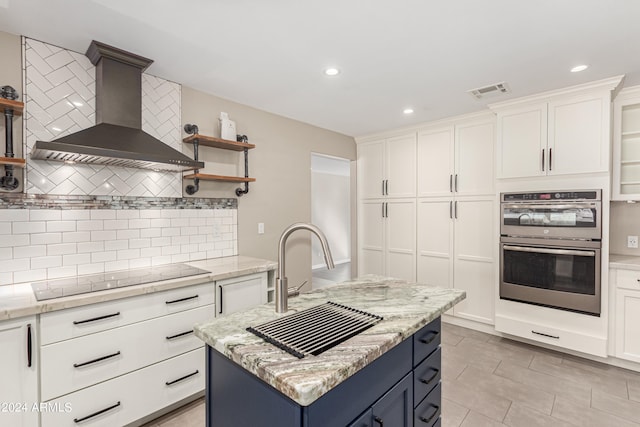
386;134;417;198
496;103;547;178
0;316;38;427
548;93;609;175
357;140;385;199
455;118;495;196
216;273;267;316
417;198;453;288
615;289;640;363
417;127;454;198
452;197;495;324
385;199;416;282
358;200;385;276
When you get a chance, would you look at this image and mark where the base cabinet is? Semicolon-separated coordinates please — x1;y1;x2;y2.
0;316;38;427
613;269;640;362
206;317;442;427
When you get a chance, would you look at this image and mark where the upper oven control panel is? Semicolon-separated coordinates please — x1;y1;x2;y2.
502;190;601;202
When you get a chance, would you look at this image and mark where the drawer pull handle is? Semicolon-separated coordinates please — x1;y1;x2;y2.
166;330;194;340
166;295;198;305
531;330;559;339
73;401;121;423
418;404;439;424
374;416;384;427
166;370;199;386
73;351;121;368
419;368;440;385
27;323;32;368
419;331;440;345
73;312;120;325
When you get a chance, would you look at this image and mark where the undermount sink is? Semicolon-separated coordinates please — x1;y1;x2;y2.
247;302;383;358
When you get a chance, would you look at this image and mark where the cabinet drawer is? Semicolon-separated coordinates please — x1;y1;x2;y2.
41;304;212;401
41;347;205;427
414;382;441;427
616;269;640;291
41;282;215;345
414;347;441;406
413;317;441;366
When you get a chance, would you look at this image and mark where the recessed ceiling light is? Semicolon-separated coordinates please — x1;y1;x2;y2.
403;108;414;115
571;64;589;73
324;67;340;76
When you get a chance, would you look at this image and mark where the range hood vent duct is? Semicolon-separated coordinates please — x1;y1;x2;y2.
31;41;203;172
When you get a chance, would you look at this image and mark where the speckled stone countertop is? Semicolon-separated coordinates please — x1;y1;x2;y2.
194;276;465;406
610;254;640;271
0;255;277;321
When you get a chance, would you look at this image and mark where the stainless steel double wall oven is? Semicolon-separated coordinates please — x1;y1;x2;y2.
500;190;602;315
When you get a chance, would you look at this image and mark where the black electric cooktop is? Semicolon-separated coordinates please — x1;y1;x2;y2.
31;263;210;301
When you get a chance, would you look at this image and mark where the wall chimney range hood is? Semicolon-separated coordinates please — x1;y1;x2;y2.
31;41;203;172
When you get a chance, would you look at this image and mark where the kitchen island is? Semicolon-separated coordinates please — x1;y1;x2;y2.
194;276;465;427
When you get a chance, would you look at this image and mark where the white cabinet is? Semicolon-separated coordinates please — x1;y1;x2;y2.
493;76;622;179
357;134;416;199
417;116;494;197
417;197;495;324
215;273;268;316
613;268;640;363
0;316;38;427
613;85;640;200
358;199;416;282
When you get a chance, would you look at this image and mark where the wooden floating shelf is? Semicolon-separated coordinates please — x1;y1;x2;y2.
0;157;26;168
183;134;255;151
0;98;24;116
183;173;256;183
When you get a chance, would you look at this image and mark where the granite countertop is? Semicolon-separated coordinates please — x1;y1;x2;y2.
610;254;640;271
0;255;277;321
194;276;465;406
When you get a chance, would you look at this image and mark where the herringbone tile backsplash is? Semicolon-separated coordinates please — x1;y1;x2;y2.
23;38;183;197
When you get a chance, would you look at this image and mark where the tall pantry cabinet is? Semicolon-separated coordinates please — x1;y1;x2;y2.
357;134;417;282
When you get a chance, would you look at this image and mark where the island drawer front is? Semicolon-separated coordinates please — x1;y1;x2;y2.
413;317;441;366
413;347;441;406
414;382;441;427
41;281;215;345
616;269;640;290
41;347;204;427
41;304;211;401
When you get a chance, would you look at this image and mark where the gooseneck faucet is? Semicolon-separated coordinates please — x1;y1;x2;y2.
276;223;335;313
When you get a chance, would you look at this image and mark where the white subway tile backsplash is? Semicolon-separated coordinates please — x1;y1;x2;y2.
0;207;237;285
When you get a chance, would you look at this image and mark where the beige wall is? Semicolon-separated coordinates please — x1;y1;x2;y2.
610;202;640;255
181;87;356;290
0;31;24;191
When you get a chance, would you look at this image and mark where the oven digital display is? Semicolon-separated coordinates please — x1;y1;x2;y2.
539;194;551;200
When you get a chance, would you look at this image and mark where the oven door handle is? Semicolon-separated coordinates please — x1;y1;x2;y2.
503;245;596;257
502;203;598;210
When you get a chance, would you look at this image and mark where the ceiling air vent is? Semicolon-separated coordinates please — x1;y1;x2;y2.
467;82;510;100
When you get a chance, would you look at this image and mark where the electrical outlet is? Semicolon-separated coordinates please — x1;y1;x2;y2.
628;235;639;249
258;223;265;234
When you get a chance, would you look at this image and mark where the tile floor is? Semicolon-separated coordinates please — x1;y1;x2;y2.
143;322;640;427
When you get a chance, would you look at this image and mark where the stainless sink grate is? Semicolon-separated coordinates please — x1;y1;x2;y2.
247;301;383;358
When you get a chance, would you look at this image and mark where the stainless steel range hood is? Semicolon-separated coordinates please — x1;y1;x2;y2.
31;41;203;172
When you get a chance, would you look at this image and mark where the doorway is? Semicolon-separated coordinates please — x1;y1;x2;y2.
311;153;352;288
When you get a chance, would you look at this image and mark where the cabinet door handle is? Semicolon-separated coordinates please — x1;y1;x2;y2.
419;368;440;385
449;201;453;219
73;312;120;325
385;202;388;218
382;203;385;218
531;330;559;339
73;401;121;423
382;180;385;196
374;416;384;427
166;370;199;386
165;295;198;305
449;174;453;192
549;148;553;171
73;351;121;368
541;149;545;171
454;174;458;192
419;330;440;345
418;404;440;424
385;180;389;196
27;323;32;368
218;285;223;315
454;201;458;219
166;330;194;340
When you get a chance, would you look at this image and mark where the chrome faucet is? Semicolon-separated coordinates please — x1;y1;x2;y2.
276;223;335;313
